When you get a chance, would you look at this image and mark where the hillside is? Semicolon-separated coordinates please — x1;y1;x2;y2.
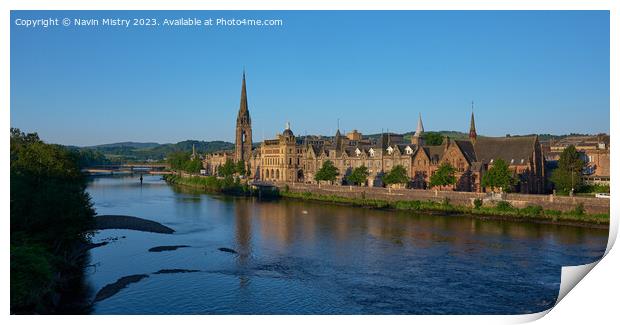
85;140;233;162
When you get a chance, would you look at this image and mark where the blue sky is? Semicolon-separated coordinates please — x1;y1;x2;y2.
10;11;609;146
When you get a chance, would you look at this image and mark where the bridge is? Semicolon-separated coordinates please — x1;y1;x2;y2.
83;163;172;175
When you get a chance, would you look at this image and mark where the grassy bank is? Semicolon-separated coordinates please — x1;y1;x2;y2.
280;190;609;227
163;173;256;196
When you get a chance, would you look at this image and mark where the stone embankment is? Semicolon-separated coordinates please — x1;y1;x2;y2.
275;183;609;214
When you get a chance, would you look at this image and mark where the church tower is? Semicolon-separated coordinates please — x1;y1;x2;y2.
469;102;477;143
235;71;253;163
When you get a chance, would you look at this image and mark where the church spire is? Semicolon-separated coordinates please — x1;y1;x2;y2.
469;101;477;142
415;113;424;136
237;71;250;124
235;71;253;162
412;113;424;146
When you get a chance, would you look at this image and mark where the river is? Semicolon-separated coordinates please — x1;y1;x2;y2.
85;175;607;314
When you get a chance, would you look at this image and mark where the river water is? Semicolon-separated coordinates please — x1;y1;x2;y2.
85;175;608;315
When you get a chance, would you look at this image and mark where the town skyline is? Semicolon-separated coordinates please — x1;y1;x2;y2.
11;10;609;146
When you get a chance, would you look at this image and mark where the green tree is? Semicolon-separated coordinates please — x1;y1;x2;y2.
481;158;515;192
422;132;443;146
183;159;203;174
550;145;585;194
429;161;457;188
314;160;339;183
218;159;236;177
235;160;246;176
167;151;191;171
383;165;409;187
346;166;370;186
10;128;95;313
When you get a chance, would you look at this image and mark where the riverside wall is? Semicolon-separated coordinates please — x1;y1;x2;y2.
276;183;610;214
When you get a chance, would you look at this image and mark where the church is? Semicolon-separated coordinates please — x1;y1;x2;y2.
203;73;546;194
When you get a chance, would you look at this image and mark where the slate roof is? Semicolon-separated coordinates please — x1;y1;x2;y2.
424;145;444;163
454;140;477;163
473;136;536;164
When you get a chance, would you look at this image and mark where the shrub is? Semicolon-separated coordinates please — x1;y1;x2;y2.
521;205;543;216
544;209;562;217
473;198;483;209
395;200;422;210
572;203;585;216
495;201;513;211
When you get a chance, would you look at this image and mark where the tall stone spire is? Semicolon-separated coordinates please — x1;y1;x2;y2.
415;113;424;137
469;101;477;142
237;70;250;125
411;113;424;146
235;71;253;162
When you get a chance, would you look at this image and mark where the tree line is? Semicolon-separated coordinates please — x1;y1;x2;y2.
11;128;96;314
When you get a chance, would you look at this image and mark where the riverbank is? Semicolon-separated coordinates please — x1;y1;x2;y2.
163;174;256;196
280;190;609;228
167;173;608;227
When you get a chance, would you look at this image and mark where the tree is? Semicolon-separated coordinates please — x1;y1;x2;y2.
423;132;443;146
235;160;246;176
314;160;339;183
218;159;236;177
183;159;203;174
481;158;515;192
383;165;409;187
167;151;191;171
551;145;585;194
346;166;369;186
429;161;457;188
11;128;95;313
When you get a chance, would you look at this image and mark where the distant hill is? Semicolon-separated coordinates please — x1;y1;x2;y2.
84;140;233;162
365;130;470;141
90;142;160;149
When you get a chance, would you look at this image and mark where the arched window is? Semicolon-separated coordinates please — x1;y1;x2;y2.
276;169;280;179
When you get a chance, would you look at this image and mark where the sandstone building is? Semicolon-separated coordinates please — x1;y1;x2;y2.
204;73;547;194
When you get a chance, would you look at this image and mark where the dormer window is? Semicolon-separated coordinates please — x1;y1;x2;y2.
405;146;413;155
355;148;361;156
510;159;514;164
520;159;524;164
490;159;494;163
369;148;375;157
387;146;394;154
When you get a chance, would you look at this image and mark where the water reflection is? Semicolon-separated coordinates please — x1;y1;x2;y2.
86;175;608;315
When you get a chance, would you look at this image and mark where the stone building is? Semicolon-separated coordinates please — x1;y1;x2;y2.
204;72;547;193
544;134;610;185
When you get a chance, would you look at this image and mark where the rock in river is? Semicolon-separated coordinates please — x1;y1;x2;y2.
218;247;238;254
94;274;149;302
148;245;190;252
94;215;175;234
153;269;200;274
